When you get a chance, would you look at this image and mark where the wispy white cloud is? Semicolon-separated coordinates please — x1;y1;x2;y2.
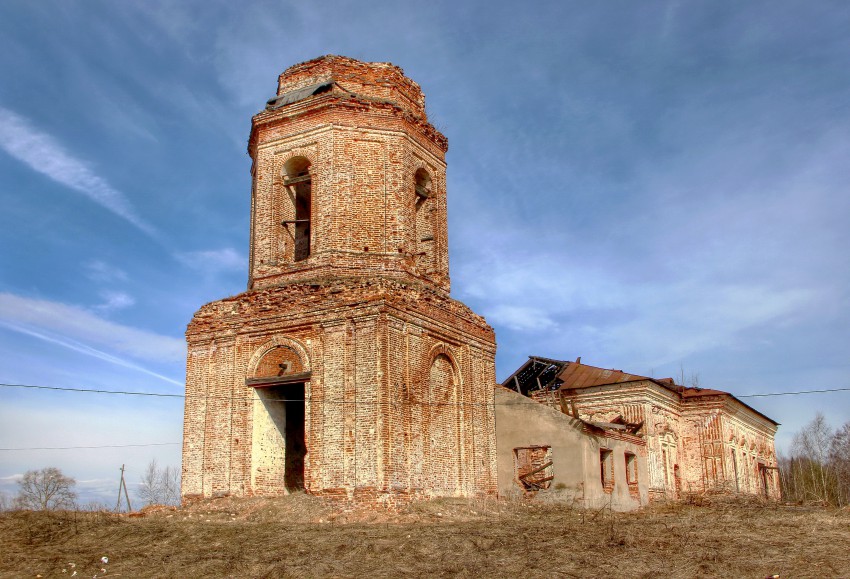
0;107;157;237
176;247;245;273
84;260;129;284
0;292;184;365
93;291;136;313
0;322;183;387
600;282;821;368
485;304;558;333
455;215;824;371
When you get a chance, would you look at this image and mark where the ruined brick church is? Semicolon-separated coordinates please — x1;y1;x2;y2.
183;55;778;507
182;56;498;501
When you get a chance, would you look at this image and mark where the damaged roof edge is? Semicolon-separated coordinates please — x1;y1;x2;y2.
506;355;780;426
266;81;335;110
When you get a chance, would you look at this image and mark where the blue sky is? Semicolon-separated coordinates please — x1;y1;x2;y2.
1;1;849;504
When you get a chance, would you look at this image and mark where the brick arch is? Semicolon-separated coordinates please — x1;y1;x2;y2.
247;336;311;379
410;156;441;186
411;164;445;207
425;343;461;386
407;343;460;399
277;149;318;178
411;162;432;180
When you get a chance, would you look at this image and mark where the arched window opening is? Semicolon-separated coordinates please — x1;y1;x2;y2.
283;157;312;262
414;169;434;273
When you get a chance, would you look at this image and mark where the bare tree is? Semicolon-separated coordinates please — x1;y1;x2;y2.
829;421;850;506
161;465;181;505
793;413;837;504
137;459;181;506
14;467;77;511
0;490;10;511
780;415;850;507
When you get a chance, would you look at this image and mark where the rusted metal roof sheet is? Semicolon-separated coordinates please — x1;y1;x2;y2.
266;81;334;110
505;356;778;425
555;360;779;425
680;387;779;426
556;362;651;389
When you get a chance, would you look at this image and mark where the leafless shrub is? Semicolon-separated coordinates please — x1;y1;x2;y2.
137;459;181;506
676;365;701;388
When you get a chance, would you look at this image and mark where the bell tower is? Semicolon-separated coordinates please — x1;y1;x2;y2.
183;56;497;503
247;55;450;293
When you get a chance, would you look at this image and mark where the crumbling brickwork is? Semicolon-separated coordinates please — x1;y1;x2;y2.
506;359;780;501
566;383;780;500
182;56;498;502
494;386;650;510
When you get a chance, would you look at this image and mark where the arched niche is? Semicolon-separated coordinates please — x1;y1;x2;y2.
424;346;462;494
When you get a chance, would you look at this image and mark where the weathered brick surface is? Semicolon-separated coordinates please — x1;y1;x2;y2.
183;56;498;502
554;381;781;500
247;56;450;294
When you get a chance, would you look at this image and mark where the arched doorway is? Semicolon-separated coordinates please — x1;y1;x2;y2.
248;343;311;493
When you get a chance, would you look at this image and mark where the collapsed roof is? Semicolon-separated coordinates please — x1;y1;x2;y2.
501;356;778;425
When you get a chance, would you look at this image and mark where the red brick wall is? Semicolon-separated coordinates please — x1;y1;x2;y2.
247;56;450;294
553;382;779;500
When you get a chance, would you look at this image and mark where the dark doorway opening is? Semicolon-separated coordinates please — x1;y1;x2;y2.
759;464;770;498
255;382;306;492
284;382;306;490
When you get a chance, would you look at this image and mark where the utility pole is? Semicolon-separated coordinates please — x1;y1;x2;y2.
115;464;132;513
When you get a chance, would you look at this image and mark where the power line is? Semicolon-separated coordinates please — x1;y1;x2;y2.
2;381;849;405
0;381;509;406
0;442;180;451
738;387;850;398
0;383;182;398
2;383;848;453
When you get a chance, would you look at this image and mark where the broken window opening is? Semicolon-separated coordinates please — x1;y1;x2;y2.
673;463;681;497
600;448;614;493
731;447;740;492
625;451;639;498
758;463;774;497
514;446;553;491
283;157;312;262
413;168;435;274
625;452;638;485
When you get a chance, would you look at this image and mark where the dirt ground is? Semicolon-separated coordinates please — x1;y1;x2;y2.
1;494;848;578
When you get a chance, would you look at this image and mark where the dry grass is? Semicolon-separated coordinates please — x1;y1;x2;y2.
1;494;848;578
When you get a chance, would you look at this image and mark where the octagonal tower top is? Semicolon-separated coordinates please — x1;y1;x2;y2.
274;55;428;120
247;55;451;293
